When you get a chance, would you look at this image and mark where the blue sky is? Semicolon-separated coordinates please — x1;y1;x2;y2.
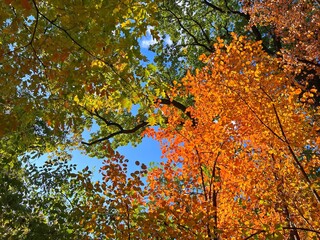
71;136;162;182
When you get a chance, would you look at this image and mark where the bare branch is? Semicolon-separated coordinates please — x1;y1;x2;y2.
93;110;124;131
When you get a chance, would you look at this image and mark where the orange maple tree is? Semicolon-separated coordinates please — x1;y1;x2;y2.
148;36;320;239
80;35;319;239
144;35;320;239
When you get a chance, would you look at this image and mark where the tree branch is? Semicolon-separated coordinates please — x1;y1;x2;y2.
158;98;197;126
244;230;265;239
204;0;274;54
283;227;320;235
259;86;320;203
225;85;286;143
166;7;214;52
81;97;194;146
202;0;225;13
81;121;148;146
93;109;123;131
272;103;320;203
297;58;320;68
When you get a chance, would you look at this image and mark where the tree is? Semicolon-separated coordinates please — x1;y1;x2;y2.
0;0;319;239
80;36;320;239
0;151;93;239
144;35;320;239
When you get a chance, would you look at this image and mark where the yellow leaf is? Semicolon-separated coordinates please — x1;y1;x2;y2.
148;115;156;125
121;19;131;28
121;98;132;110
74;95;79;103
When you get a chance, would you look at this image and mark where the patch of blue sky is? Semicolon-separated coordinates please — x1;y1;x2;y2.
69;137;162;182
139;26;172;60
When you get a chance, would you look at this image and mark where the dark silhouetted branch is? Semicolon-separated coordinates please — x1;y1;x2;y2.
81;121;148;146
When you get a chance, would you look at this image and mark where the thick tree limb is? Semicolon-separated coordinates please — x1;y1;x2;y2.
81;97;195;146
297;58;320;68
81;121;148;146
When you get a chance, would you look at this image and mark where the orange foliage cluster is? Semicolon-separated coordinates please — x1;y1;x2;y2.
242;0;320;78
82;36;319;239
79;152;148;239
144;35;320;239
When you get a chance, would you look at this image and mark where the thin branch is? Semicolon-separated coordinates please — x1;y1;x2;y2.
272;154;301;240
283;227;320;235
195;148;208;201
292;197;316;230
260;86;320;203
81;96;194;146
37;11;109;65
93;109;123;131
226;85;286;143
4;3;44;66
166;7;213;52
194;147;214;239
32;0;133;89
30;0;39;46
241;222;320;239
204;0;274;54
81;106;124;131
29;1;47;68
209;151;221;200
272;103;320;203
125;203;131;240
187;14;214;51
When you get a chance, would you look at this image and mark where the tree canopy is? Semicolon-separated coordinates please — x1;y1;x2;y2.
1;0;319;239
